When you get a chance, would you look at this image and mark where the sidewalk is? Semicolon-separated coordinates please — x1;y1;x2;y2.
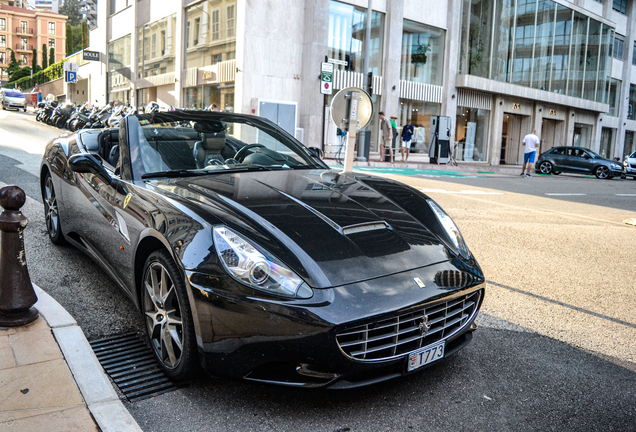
328;153;526;176
0;286;141;432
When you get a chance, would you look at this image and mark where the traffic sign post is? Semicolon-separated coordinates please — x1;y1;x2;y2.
320;62;333;95
330;87;373;173
66;71;77;83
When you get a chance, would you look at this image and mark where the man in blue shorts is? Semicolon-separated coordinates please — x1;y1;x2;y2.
521;129;540;177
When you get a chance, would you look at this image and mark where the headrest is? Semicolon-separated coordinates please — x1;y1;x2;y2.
193;121;225;134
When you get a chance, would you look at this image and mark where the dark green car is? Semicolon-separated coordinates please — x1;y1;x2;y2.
535;146;623;179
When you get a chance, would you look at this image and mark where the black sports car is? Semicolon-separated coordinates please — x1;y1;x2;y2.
40;111;485;388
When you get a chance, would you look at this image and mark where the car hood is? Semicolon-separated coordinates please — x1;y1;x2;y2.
150;169;456;288
5;96;25;102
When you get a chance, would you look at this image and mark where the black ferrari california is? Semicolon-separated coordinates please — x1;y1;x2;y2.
40;111;485;388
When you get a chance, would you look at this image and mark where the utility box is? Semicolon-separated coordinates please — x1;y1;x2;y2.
429;116;451;164
356;129;371;161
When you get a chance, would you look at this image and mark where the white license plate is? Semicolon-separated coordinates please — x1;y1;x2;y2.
407;340;445;372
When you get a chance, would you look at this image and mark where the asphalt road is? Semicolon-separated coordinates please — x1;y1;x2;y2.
1;110;634;431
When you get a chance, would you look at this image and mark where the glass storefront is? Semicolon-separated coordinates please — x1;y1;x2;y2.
107;34;132;104
327;0;384;75
138;14;177;79
623;131;634;159
401;20;445;86
460;0;614;103
398;100;440;154
599;127;616;159
628;84;636;120
183;85;234;111
455;107;490;162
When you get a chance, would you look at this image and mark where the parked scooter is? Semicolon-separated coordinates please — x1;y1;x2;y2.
87;103;112;129
50;100;76;129
72;103;97;131
39;100;58;125
66;101;90;131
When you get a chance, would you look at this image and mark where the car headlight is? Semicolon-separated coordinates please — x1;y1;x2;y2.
611;163;620;169
427;200;470;259
213;226;313;299
623;160;628;167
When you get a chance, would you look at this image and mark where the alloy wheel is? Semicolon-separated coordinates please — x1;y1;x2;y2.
43;175;59;240
539;162;553;174
143;261;184;370
595;166;609;179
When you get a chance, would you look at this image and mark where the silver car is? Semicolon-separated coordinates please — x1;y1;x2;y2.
1;89;27;112
622;150;636;180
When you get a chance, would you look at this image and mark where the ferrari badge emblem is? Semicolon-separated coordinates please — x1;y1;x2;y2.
418;315;431;335
413;277;425;288
123;194;133;209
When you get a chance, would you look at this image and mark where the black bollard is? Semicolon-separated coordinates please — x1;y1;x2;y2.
0;185;38;327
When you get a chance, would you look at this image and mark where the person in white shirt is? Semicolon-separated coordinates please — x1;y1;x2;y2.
521;129;540;177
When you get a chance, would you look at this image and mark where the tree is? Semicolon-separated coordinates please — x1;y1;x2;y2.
32;48;37;71
6;49;21;79
59;0;82;26
66;24;73;56
42;44;48;69
49;47;55;66
81;21;89;49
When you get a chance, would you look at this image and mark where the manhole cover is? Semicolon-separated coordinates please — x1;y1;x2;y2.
90;333;176;402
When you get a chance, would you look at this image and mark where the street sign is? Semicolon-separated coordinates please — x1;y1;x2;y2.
63;62;79;73
66;71;77;83
320;62;333;95
82;50;100;61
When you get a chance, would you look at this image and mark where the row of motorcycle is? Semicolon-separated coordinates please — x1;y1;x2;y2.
35;100;161;131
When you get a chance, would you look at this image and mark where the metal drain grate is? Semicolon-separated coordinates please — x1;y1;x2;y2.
90;333;177;402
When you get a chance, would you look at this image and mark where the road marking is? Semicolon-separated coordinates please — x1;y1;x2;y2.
419;188;503;195
545;193;586;196
615;194;636;197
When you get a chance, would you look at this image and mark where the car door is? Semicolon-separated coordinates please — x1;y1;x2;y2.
548;147;568;170
565;148;594;173
63;131;146;296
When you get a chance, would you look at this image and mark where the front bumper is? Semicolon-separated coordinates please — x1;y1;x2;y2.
186;260;485;388
623;163;636;178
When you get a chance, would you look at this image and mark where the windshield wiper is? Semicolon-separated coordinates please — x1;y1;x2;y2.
142;170;209;179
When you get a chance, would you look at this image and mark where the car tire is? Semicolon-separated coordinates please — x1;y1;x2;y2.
42;173;66;245
594;166;610;179
539;161;553;174
142;250;197;381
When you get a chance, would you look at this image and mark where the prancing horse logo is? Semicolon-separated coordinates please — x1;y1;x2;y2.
418;315;431;335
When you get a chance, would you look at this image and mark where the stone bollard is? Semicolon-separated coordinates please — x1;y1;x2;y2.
0;185;38;327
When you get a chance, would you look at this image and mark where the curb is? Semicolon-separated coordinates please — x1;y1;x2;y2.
33;284;142;432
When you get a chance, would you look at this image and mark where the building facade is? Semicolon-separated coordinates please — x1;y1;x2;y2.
0;4;66;82
78;0;636;164
34;0;58;13
80;0;97;28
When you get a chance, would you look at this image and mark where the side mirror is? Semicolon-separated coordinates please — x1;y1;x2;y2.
68;153;112;185
307;147;324;160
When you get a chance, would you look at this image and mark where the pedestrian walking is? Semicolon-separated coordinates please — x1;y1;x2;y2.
378;112;394;163
401;119;414;162
521;129;540;177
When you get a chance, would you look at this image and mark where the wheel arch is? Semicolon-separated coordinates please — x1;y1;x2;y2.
134;233;172;310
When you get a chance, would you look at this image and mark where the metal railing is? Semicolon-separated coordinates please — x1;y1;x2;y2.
15;27;33;35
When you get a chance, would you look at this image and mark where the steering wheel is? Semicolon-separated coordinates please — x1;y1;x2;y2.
234;144;266;162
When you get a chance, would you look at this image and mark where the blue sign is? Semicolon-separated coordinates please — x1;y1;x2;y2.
66;71;77;83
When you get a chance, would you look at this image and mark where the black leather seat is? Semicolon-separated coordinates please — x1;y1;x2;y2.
97;129;119;166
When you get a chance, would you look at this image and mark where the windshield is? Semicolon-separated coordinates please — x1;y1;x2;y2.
129;112;326;179
587;150;602;159
5;90;24;98
629;151;636;159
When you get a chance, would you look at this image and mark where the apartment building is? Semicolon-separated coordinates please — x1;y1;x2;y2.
76;0;636;163
0;4;67;82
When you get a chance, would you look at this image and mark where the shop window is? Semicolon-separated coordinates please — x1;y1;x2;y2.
401;20;445;87
629;84;636;120
624;131;634;159
398;100;441;155
455;107;489;162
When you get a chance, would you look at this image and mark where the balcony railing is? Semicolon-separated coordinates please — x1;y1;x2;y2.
15;27;34;35
15;44;33;51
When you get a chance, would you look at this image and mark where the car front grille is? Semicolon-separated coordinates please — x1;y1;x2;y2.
336;290;482;362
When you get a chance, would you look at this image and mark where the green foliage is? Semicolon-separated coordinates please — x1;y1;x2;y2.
3;59;66;89
31;49;37;71
66;24;73;56
9;49;16;65
59;0;82;26
49;47;55;66
82;21;89;49
42;44;48;70
10;67;32;83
